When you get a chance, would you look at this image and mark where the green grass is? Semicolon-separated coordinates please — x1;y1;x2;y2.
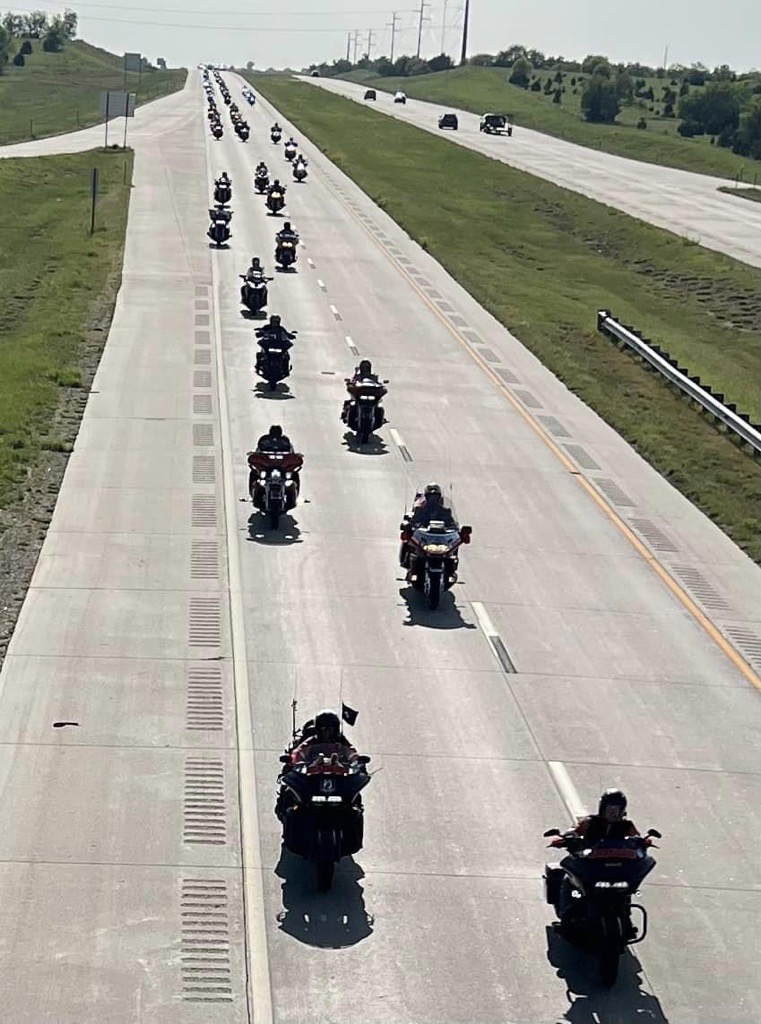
719;186;761;203
0;150;133;506
340;66;761;184
0;40;186;145
251;75;761;561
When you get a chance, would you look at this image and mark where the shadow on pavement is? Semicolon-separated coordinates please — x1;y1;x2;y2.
341;430;389;455
398;584;477;630
253;381;295;400
275;846;373;949
545;926;670;1024
247;511;302;544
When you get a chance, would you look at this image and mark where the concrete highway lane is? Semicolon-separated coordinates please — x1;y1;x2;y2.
0;69;758;1022
305;75;761;271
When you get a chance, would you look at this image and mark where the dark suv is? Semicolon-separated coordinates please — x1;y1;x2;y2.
438;112;459;130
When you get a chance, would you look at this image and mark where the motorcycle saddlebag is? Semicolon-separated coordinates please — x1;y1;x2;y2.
544;863;564;907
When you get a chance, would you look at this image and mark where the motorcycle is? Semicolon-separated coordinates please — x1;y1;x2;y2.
266;189;286;215
399;516;472;609
284;142;297;161
254;330;296;391
207;207;232;247
213;180;232;205
236;121;249;141
247;450;303;527
292;160;308;182
239;270;271;316
254;171;270;194
275;238;297;270
277;748;371;890
342;378;388;443
271;129;282;143
543;828;662;987
211;123;223;140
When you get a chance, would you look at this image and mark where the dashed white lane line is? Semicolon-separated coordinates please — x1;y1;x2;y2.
389;427;413;463
329;304;342;321
317;278;326;291
346;335;359;355
307;257;315;269
471;600;498;638
471;601;517;674
548;762;587;823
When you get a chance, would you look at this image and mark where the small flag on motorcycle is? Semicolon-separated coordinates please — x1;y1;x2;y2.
341;703;358;727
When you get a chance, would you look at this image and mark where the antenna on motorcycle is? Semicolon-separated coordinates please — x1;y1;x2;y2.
291;697;298;739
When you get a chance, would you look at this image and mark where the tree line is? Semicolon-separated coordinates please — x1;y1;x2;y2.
0;9;78;70
308;46;761;159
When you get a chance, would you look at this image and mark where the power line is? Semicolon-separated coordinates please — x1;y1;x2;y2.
15;11;384;31
7;1;414;14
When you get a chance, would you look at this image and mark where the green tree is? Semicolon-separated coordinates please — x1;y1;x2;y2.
581;53;610;74
62;9;78;39
581;75;621;122
678;81;741;136
591;60;611;78
42;16;66;51
23;11;48;37
732;95;761;158
427;52;453;73
615;71;633;101
468;53;493;66
494;44;526;67
508;56;532;88
0;24;10;72
2;13;24;36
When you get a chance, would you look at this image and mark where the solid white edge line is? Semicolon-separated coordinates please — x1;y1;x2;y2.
388;427;405;448
206;110;274;1024
548;761;587;824
470;600;498;639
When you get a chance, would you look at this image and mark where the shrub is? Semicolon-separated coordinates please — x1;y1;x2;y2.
637;117;647;129
12;51;24;65
552;89;562;104
531;78;541;91
20;39;32;54
678;119;702;137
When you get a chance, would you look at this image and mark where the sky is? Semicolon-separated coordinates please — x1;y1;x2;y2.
8;0;761;73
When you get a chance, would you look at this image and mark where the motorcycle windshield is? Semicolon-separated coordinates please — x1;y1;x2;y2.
562;844;656;889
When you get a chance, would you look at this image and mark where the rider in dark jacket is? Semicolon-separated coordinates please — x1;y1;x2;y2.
256;423;293;454
410;482;457;529
255;314;295;352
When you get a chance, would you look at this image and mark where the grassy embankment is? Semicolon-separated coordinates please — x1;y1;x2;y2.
0;151;132;506
0;39;186;145
719;186;761;203
340;65;761;183
251;76;761;561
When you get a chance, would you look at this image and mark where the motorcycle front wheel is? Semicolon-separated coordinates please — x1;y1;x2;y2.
269;509;281;529
425;572;441;610
599;915;623;987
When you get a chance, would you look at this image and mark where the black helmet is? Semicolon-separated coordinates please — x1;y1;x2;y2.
251;256;261;266
269;424;283;438
273;179;281;187
269;314;281;326
314;709;341;741
358;359;372;376
283;221;292;231
598;789;627;815
424;482;442;497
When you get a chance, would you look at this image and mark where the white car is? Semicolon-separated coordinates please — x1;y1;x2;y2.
393;91;407;104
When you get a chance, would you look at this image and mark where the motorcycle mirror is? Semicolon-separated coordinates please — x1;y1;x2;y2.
543;828;561;837
383;379;389;384
279;754;290;764
646;828;662;839
356;755;371;765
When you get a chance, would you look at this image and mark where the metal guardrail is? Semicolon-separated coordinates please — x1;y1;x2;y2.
597;310;761;458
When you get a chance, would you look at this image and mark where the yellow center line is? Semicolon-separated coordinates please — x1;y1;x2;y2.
331;178;761;694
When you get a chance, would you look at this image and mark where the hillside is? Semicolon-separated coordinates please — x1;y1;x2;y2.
342;65;761;182
0;39;186;145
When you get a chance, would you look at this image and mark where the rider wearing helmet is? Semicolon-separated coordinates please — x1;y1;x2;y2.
255;161;268;177
267;178;286;196
289;709;357;764
276;220;299;245
255;423;293;454
255;313;295;352
341;360;381;421
410;482;456;529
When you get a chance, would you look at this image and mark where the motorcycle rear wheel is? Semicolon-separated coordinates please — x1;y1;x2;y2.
316;858;334;892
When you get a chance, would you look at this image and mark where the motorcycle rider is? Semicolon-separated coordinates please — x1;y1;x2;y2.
240;257;271;305
250;424;300;493
245;255;264;278
271;122;282;134
551;789;642;938
217;171;230;186
411;482;457;529
207;204;232;240
255;314;295;353
254;161;269;186
284;135;297;152
275;221;300;263
275;709;360;821
341;359;381;422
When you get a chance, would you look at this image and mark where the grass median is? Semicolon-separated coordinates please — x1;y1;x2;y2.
340;66;761;183
0;40;186;145
251;75;761;562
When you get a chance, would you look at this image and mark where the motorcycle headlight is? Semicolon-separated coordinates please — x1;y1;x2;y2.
423;544;449;555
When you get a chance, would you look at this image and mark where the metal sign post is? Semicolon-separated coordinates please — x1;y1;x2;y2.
103;91;110;148
89;167;99;235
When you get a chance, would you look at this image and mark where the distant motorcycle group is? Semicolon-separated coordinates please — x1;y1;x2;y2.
204;68;249;140
199;72;661;985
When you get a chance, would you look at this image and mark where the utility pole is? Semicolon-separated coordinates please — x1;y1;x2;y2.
367;28;374;60
353;29;360;64
346;32;351;61
460;0;470;65
388;11;400;63
663;44;669;70
416;0;430;58
441;0;448;53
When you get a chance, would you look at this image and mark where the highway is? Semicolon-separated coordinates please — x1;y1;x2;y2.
305;75;761;271
0;68;759;1023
